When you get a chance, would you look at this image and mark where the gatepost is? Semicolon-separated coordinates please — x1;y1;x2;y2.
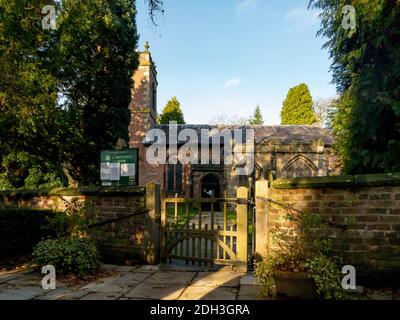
255;178;269;260
144;182;161;264
236;186;249;272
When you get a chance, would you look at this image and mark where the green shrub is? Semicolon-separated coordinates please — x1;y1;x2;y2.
24;167;67;189
0;208;57;260
32;237;100;277
0;173;13;190
305;254;345;300
32;198;100;277
255;211;346;299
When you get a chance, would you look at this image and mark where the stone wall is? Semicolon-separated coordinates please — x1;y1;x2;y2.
255;173;400;285
0;184;161;265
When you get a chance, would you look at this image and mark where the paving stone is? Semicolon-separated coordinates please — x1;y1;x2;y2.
191;271;243;288
123;283;186;300
112;266;140;273
0;274;19;284
80;292;124;300
9;279;42;288
179;286;238;300
237;285;264;300
240;275;261;286
160;263;233;272
145;271;197;285
136;265;160;273
80;280;129;294
105;272;151;287
0;286;43;300
34;288;77;300
53;290;91;300
367;291;394;300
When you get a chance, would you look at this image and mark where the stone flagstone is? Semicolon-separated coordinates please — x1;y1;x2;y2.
145;271;197;285
123;283;186;300
191;270;243;287
80;292;125;300
179;286;238;300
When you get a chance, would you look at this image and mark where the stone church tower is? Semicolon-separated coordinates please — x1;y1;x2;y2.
128;42;164;187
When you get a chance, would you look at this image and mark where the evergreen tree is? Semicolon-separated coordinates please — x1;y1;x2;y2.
309;0;400;173
0;0;64;188
56;0;139;185
0;0;140;188
249;105;264;125
158;97;185;124
280;83;317;125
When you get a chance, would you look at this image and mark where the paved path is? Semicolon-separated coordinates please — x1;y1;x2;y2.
0;265;267;300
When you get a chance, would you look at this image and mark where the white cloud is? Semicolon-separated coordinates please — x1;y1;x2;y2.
224;77;241;89
236;0;258;15
285;8;320;33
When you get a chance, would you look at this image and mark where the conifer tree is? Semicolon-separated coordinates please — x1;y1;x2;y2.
281;83;317;125
249;105;264;125
158;97;185;124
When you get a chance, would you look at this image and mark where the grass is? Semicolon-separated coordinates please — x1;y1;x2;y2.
166;203;237;227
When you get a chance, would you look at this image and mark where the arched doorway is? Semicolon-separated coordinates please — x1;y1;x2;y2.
201;174;221;210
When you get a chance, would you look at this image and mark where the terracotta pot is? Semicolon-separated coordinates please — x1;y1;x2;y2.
273;269;317;300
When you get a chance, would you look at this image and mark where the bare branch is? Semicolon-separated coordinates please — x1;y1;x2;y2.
144;0;164;26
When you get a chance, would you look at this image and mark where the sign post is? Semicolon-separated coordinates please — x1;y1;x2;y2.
100;149;139;186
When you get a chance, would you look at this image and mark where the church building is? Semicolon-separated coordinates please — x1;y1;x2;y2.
128;44;337;199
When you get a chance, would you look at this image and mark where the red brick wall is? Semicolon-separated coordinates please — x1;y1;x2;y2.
0;186;160;265
265;174;400;283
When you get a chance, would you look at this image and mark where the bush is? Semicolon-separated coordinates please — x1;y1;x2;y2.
32;237;100;277
24;167;67;189
32;199;100;277
0;208;57;260
255;211;346;299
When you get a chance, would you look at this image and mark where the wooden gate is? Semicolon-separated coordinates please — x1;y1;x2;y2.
161;187;249;272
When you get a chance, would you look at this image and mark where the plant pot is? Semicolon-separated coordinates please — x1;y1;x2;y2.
273;269;317;300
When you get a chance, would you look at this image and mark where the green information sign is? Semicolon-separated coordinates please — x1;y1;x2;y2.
100;149;139;186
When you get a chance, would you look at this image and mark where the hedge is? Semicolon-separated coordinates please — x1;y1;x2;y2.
0;208;59;260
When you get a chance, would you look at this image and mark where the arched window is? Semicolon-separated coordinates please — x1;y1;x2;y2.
281;155;318;178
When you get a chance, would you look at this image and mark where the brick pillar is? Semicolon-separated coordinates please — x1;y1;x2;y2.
255;178;269;260
144;182;161;264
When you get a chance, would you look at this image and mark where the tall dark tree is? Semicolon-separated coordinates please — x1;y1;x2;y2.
0;0;162;189
281;83;317;125
56;0;139;185
309;0;400;173
0;0;64;188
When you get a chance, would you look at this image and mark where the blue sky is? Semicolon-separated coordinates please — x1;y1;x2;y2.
136;0;337;125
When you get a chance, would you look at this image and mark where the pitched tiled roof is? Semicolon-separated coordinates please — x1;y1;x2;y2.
144;124;334;146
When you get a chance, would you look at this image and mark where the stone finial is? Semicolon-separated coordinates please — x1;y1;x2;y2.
116;138;127;150
144;41;150;51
